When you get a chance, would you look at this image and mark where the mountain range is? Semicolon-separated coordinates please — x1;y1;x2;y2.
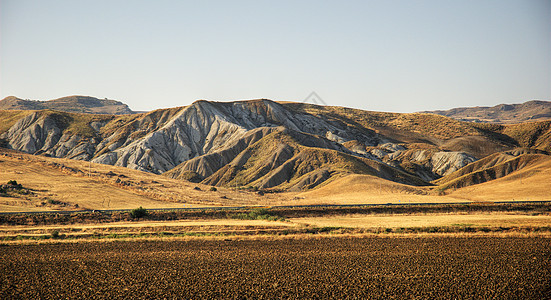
0;96;550;195
422;100;551;124
0;96;134;115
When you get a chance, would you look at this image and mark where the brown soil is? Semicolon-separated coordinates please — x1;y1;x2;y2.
1;237;549;299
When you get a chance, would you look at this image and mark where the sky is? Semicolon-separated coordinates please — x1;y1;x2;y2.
1;0;550;113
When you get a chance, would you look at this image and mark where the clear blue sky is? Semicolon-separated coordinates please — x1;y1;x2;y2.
1;0;550;112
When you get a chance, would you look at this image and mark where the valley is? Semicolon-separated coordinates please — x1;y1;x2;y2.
1;97;550;299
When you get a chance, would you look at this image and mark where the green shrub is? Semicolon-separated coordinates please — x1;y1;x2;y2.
209;186;217;192
7;180;22;189
47;199;63;205
130;206;148;219
229;208;284;221
249;208;269;218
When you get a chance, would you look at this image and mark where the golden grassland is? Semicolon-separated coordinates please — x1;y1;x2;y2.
0;135;550;206
1;205;549;244
1;146;550;213
0;219;294;237
291;212;551;229
447;157;551;202
297;161;551;204
0;149;288;212
295;174;449;204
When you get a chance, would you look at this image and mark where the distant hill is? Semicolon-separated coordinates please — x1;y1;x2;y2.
0;95;134;115
421;100;551;124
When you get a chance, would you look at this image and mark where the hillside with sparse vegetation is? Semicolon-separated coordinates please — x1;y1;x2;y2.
0;97;550;210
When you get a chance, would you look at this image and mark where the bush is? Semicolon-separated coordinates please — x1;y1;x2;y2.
229;208;285;221
51;230;60;239
7;180;22;189
250;208;269;217
130;206;148;219
209;186;217;192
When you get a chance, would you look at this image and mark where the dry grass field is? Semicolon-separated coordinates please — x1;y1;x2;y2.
296;174;459;204
0;219;295;239
297;165;551;204
291;212;551;229
447;157;551;202
0;158;183;211
1;147;549;212
1;237;549;299
1;203;548;243
0;149;286;212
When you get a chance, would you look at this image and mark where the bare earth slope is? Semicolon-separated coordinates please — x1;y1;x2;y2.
422;100;551;124
2;238;549;299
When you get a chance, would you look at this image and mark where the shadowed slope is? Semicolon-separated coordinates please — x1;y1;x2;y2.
166;127;429;191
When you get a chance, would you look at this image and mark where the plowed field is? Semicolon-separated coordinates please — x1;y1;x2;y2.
1;237;550;299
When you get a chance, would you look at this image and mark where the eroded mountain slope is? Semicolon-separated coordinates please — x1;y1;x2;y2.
165;127;428;190
1;98;549;191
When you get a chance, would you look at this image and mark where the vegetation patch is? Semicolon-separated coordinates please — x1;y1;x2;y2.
130;206;148;219
3;224;550;242
0;203;549;226
229;208;285;222
0;180;32;197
